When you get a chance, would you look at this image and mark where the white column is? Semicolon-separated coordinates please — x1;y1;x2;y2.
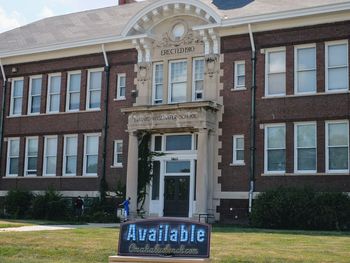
126;131;138;217
196;129;209;216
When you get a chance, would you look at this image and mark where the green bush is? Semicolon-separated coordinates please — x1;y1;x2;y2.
4;190;33;219
251;187;350;230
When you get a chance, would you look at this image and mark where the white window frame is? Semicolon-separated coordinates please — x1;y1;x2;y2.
10;77;24;117
325;40;349;93
66;70;81;112
83;133;100;176
234;61;246;90
116;73;126;100
294;122;317;174
232;135;245;166
325;120;349;174
113;140;123;167
86;68;103;110
192;57;205;101
264;123;286;174
294;44;317;95
168;59;188;104
24;136;38;177
6;137;20;177
28;75;42;115
265;47;286;97
152;63;163;105
63;134;78;176
43;135;58;177
46;73;61;113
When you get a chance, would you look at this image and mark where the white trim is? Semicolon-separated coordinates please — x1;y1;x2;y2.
27;75;42;115
265;47;286;97
232;135;245;166
294;122;317;174
86;68;103;110
294;44;317;95
152;62;164;105
46;73;61;114
168;59;188;104
63;134;78;177
9;77;24;117
325;120;349;174
116;73;126;100
6;137;20;177
43;135;58;177
233;60;246;90
113;140;123;167
213;191;260;200
192;57;204;101
66;70;81;112
264;123;286;175
325;39;349;93
83;133;100;176
24;136;39;177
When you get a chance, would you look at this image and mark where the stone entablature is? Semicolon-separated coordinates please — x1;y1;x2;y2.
122;101;220;132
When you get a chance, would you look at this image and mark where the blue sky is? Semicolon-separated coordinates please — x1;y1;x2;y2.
0;0;126;33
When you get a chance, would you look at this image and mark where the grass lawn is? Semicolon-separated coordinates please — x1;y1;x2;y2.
0;220;33;228
0;224;349;263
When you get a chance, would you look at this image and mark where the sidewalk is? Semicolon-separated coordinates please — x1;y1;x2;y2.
0;223;119;232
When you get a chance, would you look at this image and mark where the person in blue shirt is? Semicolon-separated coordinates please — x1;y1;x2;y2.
120;197;131;222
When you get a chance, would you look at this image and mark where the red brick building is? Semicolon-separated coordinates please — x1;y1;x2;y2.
0;0;349;222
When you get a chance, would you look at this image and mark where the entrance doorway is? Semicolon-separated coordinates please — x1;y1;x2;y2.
163;176;190;217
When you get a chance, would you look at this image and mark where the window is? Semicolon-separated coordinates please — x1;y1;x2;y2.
6;138;20;176
87;69;102;109
28;76;42;114
265;48;286;96
232;135;245;165
326;40;349;92
166;161;191;173
47;74;61;113
234;61;245;90
326;121;349;173
63;135;78;176
113;140;123;167
151;161;160;200
265;124;286;173
43;136;57;176
165;135;192;151
153;63;163;104
84;134;99;176
169;60;187;103
295;45;316;94
10;78;23;116
117;74;126;100
25;137;38;176
66;71;81;111
193;58;204;100
294;123;316;173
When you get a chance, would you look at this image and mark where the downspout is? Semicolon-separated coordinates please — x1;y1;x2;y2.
100;44;110;201
0;59;7;175
248;24;256;214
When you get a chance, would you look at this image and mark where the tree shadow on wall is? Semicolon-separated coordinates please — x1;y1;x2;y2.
212;0;254;10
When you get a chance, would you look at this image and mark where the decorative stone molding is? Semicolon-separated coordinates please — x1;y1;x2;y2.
137;62;151;84
205;54;219;78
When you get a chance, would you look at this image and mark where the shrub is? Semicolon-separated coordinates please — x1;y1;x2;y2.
251;187;350;230
4;190;33;219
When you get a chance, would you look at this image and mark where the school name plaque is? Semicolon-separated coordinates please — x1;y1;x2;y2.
118;218;211;258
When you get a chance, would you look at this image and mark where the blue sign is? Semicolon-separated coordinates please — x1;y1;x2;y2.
118;218;211;258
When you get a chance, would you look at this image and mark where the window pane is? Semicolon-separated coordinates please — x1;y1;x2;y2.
117;154;123;164
297;70;316;93
155;84;163;100
155;64;163;83
86;136;98;155
119;76;126;87
237;63;245;75
166;135;192;151
46;138;57;156
328;68;348;90
166;161;191;173
237;76;245;86
46;156;56;174
10;158;19;174
329;123;348;146
69;93;80;110
31;78;42;95
13;98;22;115
28;139;38;155
268;73;285;95
329;147;348;170
298;47;316;70
267;126;285;148
10;140;19;156
328;44;347;67
14;80;23;96
236;150;244;161
90;71;102;90
87;155;98;174
236;138;244;149
120;86;126;98
66;137;77;155
171;82;187;102
154;136;162;151
28;157;37;170
31;96;41;113
50;94;60;112
66;156;77;174
152;161;160;200
297;124;316;147
171;61;187;82
298;148;316;171
69;74;81;92
89;90;101;108
116;142;123;153
50;76;61;93
268;149;285;171
269;51;285;73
